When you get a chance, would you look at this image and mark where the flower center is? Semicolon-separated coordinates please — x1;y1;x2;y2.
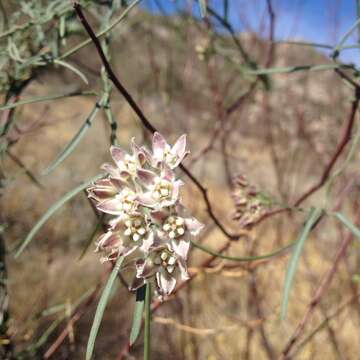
163;216;185;239
152;177;172;200
163;148;177;166
116;188;137;213
123;216;147;242
154;250;177;274
123;154;137;175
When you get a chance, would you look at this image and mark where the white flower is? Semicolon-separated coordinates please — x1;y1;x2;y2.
95;186;138;216
150;204;204;260
108;138;146;178
96;214;153;261
136;165;183;209
129;244;189;298
147;132;189;169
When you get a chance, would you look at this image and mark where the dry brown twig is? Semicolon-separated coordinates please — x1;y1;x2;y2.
254;91;359;226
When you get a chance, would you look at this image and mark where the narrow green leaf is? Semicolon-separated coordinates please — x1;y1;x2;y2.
278;40;360;51
31;287;95;350
199;0;207;18
0;91;96;111
129;285;146;346
38;303;67;318
34;317;64;348
54;59;89;84
190;239;295;262
59;0;142;60
333;212;360;240
277;40;333;49
86;256;124;360
143;282;151;360
0;4;71;40
332;17;360;58
280;208;322;320
43;97;104;175
14;174;104;258
245;63;352;76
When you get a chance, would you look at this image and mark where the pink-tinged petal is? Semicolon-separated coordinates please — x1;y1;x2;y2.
130;137;139;152
129;276;145;292
141;146;154;165
120;245;138;258
170;180;184;203
162;164;175;181
110;178;128;191
148;237;165;251
96;198;123;215
170;238;190;260
108;216;122;229
140;232;154;253
157;230;170;242
110;145;126;166
136;258;158;278
172;150;190;168
150;209;168;224
101;163;121;178
134;181;143;194
156;270;176;296
136;192;157;207
185;217;204;236
87;186;117;201
93;178;112;187
177;258;190;281
119;170;132;178
175;179;184;188
137;169;157;188
109;219;128;232
137;152;146;166
171;134;187;158
96;232;120;251
161;199;177;208
152;132;167;158
174;202;186;214
131;138;147;165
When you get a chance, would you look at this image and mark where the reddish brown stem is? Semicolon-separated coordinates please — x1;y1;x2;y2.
73;2;242;242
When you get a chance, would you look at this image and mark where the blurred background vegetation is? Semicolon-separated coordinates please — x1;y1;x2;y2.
0;0;359;359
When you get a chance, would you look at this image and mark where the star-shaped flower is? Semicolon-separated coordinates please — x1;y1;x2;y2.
129;243;189;298
146;132;189;169
150;204;204;259
136;165;183;209
96;213;154;262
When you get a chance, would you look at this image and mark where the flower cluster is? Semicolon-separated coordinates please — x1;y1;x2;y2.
232;174;270;228
87;133;203;299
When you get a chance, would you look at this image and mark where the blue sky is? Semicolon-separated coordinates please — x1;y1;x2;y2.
142;0;359;65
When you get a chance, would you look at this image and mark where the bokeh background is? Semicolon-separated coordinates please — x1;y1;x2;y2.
1;1;359;359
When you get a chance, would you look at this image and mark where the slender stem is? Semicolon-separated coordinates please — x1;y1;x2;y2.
190;239;294;262
144;282;151;360
60;0;141;60
0;91;96;111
